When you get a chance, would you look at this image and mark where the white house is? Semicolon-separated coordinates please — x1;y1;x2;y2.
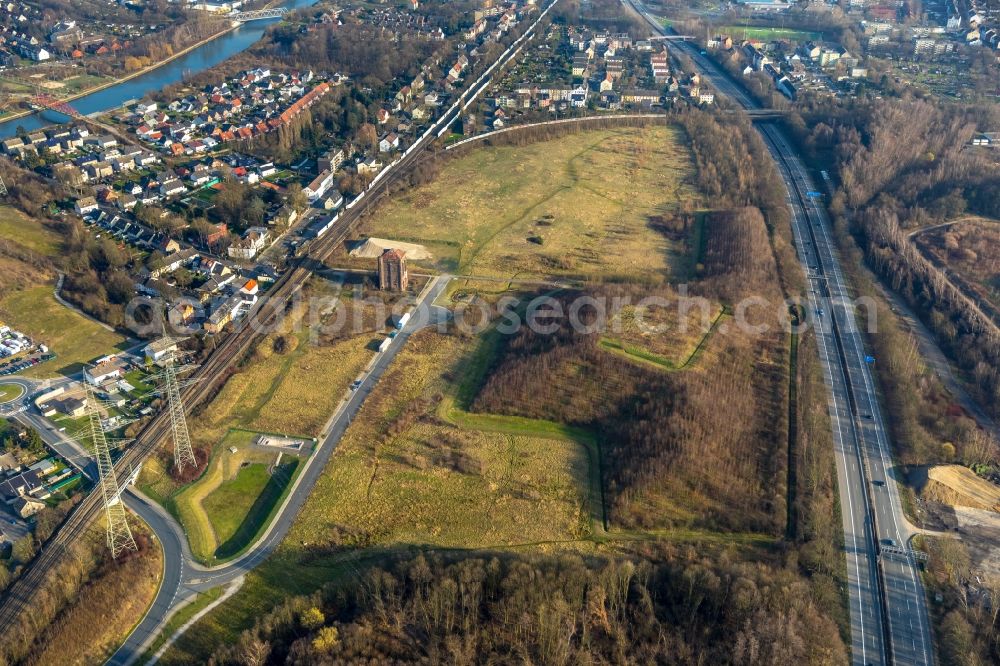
74;196;98;215
85;360;124;386
228;227;270;260
379;133;400;153
303;169;335;202
143;337;178;364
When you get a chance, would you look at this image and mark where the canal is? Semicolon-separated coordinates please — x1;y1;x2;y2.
0;0;317;138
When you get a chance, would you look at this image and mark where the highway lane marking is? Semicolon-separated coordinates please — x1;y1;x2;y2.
788;126;931;666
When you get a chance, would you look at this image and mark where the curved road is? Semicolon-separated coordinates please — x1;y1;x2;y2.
105;275;452;665
6;278;451;665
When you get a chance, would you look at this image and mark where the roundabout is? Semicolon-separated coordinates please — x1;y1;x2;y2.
0;382;26;405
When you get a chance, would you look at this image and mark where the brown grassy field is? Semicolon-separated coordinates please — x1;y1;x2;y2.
916;218;1000;311
358;126;699;280
283;329;594;551
0;205;62;257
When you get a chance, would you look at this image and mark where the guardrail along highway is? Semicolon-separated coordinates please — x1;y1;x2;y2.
621;1;934;664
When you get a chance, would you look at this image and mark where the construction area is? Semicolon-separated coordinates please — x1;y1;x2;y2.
915;464;1000;576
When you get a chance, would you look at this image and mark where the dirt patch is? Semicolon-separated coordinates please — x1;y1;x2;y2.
953;506;1000;575
917;464;1000;512
349;237;432;261
38;81;64;90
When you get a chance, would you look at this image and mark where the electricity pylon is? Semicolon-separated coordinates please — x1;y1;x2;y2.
164;357;196;471
85;385;137;558
0;174;8;197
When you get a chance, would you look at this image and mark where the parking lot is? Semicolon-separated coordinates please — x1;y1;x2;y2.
0;352;55;376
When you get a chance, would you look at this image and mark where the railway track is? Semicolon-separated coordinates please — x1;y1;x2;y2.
0;128;440;636
0;0;560;634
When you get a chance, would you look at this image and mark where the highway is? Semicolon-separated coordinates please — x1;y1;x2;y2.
0;0;559;639
621;1;934;663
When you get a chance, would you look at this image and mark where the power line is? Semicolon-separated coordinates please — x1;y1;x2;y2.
84;384;137;558
165;357;196;471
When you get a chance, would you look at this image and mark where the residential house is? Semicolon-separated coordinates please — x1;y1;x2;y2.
228;227;270;260
379;132;400;153
304;169;335;202
74;196;98;215
160;179;187;198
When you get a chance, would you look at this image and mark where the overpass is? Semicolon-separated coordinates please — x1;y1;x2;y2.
744;108;787;120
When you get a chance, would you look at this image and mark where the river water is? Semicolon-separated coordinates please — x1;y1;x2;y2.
0;0;317;138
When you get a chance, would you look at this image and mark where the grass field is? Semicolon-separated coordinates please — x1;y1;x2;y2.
283;329;596;551
359;126;698;280
0;286;129;378
192;321;374;446
719;26;823;42
0;205;62;256
204;458;300;560
0;383;23;403
140;294;375;562
146;429;304;564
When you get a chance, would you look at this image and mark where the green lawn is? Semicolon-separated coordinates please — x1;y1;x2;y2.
154;428;305;565
203;459;300;560
0;286;129;378
123;369;156;397
719;26;822;42
0;383;23;403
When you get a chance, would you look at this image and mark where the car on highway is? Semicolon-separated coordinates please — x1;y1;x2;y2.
873;480;885;487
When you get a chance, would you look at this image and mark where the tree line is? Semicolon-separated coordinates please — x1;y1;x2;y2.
786;95;1000;429
206;550;846;665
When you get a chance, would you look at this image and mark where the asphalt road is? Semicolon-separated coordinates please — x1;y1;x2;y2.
760;112;933;666
0;0;562;638
621;1;934;663
104;275;452;665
